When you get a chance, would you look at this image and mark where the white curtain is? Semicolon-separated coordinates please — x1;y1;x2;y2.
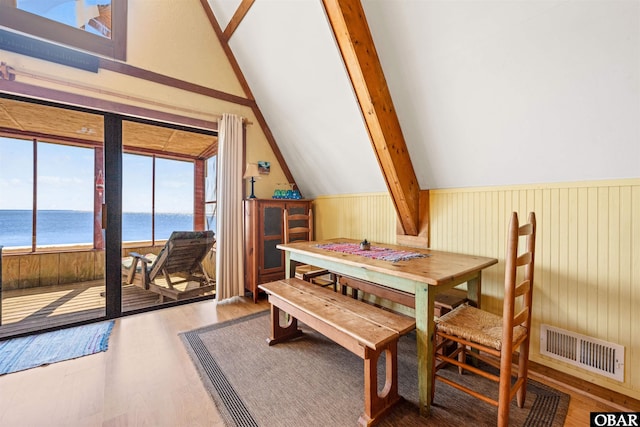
215;113;245;301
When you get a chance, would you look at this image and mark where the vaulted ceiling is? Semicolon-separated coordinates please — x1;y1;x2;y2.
208;0;638;203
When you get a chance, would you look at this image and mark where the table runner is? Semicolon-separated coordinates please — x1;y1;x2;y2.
316;242;427;263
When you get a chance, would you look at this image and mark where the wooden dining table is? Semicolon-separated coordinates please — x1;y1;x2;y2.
277;238;498;417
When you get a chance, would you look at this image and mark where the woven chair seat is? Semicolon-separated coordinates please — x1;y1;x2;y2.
435;304;527;351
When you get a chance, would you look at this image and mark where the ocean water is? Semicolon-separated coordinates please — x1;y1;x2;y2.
0;210;198;247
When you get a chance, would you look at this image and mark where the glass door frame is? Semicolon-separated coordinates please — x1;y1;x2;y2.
0;94;217;337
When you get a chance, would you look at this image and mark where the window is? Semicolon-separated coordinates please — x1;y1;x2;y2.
0;0;126;60
155;158;194;239
37;142;94;246
16;0;113;38
122;153;195;243
205;155;217;234
122;153;152;242
0;137;34;247
0;96;217;251
0;140;198;249
0;137;95;248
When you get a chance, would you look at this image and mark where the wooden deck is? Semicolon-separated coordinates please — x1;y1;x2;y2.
0;280;212;339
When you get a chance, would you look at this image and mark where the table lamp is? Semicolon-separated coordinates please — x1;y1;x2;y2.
243;163;260;199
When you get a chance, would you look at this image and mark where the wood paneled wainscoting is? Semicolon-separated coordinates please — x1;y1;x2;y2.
314;178;640;402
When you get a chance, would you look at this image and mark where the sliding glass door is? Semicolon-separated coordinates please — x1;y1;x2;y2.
119;119;216;312
0;95;218;338
0;97;107;338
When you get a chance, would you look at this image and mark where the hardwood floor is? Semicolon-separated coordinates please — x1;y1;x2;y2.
0;297;637;426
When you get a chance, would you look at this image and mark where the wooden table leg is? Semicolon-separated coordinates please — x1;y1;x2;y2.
285;251;297;279
466;272;482;308
414;284;435;417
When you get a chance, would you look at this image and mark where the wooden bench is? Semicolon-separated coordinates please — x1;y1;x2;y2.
258;278;416;426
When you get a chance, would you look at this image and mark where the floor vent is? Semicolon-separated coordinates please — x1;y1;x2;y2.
540;324;624;382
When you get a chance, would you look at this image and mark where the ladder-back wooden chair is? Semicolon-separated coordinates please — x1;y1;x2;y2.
432;212;536;427
283;208;336;288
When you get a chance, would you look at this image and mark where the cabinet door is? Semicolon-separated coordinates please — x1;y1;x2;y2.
260;201;284;276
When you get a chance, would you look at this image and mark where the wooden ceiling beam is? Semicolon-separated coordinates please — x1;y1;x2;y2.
321;0;420;236
200;0;298;189
223;0;255;42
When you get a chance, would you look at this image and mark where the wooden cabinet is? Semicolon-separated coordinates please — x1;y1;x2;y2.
244;199;312;302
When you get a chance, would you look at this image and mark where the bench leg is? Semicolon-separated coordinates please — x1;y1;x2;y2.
358;339;403;426
266;304;303;346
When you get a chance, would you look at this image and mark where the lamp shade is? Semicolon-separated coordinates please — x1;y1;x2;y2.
243;163;260;179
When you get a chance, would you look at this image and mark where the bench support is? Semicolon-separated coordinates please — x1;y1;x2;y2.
267;304;303;345
360;342;403;426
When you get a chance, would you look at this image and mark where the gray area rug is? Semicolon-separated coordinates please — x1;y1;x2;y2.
181;311;569;427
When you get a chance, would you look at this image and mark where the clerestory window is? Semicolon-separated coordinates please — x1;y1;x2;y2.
0;0;126;60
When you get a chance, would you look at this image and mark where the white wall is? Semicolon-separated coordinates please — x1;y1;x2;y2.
365;0;640;189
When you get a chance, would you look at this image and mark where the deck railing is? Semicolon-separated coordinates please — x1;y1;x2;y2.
1;243;164;291
1;242;216;291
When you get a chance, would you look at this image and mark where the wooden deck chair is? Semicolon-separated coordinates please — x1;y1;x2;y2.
122;230;216;302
